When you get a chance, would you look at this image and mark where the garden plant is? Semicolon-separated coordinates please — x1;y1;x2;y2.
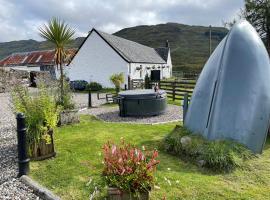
103;140;159;199
110;72;125;94
12;84;60;159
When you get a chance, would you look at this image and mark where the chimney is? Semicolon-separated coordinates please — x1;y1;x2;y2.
166;40;170;48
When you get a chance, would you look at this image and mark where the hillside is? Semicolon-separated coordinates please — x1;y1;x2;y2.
0;23;228;72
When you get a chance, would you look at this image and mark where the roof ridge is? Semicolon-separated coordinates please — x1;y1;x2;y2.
95;29;155;51
94;29;166;64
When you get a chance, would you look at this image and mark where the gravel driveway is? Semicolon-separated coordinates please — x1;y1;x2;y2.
80;104;183;124
0;93;39;199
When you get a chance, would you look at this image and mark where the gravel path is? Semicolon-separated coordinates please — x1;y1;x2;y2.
0;93;39;200
73;92;107;108
80;104;183;124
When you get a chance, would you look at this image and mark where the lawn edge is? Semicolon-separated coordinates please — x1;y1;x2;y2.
20;175;61;200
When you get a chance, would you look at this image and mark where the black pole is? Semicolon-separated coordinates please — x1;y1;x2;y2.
124;84;127;90
88;90;92;108
183;93;189;124
16;113;30;177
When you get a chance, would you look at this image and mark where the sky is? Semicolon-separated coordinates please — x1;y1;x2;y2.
0;0;244;42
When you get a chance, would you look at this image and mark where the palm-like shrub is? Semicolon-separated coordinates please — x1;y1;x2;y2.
39;17;75;107
110;73;125;93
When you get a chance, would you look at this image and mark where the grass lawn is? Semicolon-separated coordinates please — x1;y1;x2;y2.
30;116;270;200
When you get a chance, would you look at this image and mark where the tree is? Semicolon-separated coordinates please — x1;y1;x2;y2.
243;0;270;53
39;17;75;105
224;1;270;54
110;73;125;93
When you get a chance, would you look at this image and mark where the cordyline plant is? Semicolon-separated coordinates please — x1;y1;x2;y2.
39;17;75;107
102;140;160;195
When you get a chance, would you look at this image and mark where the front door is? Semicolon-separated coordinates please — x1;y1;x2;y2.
151;70;160;81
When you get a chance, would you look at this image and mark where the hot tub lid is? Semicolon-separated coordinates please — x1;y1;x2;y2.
118;89;166;99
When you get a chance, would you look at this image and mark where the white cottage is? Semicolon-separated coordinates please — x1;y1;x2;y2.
67;28;172;87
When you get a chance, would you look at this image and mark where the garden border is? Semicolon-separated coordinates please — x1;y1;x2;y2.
20;175;61;200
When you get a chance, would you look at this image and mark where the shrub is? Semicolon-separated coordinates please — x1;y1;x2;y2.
87;82;102;91
110;73;125;93
11;84;60;149
144;73;151;89
163;125;253;172
70;80;88;91
102;140;159;195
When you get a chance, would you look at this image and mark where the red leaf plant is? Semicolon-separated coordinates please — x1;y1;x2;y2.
102;140;160;194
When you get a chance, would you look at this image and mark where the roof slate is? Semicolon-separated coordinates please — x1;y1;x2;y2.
96;30;167;64
155;47;169;62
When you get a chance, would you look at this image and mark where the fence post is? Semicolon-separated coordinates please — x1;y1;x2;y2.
172;81;176;101
88;90;92;108
106;94;108;103
183;93;189;124
17;113;30;177
97;92;100;100
128;76;131;90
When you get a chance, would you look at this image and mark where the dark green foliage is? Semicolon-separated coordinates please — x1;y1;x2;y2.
87;82;102;91
163;125;253;172
243;0;270;53
70;80;88;91
144;74;150;89
0;23;227;72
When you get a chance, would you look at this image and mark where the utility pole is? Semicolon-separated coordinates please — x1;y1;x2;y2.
209;25;212;56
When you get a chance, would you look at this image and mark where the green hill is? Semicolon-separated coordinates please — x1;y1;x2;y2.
0;22;228;72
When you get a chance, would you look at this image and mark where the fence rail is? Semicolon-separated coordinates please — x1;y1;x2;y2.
150;80;196;102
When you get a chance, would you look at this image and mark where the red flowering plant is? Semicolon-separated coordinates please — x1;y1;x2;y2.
102;140;160;195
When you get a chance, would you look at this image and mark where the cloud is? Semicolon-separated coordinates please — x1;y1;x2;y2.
0;0;244;42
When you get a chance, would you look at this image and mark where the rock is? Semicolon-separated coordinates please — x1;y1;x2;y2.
180;136;192;147
197;160;206;168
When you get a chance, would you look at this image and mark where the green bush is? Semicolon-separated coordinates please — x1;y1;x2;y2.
11;84;60;148
163;125;253;172
55;79;75;110
110;73;125;93
87;82;102;91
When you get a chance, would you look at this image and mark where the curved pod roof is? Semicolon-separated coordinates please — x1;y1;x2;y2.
185;21;270;153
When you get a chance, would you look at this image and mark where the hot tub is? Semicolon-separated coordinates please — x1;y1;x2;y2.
117;89;167;117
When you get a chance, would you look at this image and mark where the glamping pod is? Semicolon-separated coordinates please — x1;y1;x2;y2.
185;21;270;153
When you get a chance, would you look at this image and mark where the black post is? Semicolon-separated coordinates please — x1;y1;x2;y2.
17;113;30;177
124;84;127;90
183;93;189;124
88;90;92;108
97;92;100;100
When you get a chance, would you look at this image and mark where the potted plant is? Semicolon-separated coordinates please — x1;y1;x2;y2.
12;84;59;160
102;140;160;200
39;18;79;125
110;73;125;94
55;78;79;125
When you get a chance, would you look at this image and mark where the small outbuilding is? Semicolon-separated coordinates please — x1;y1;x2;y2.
67;28;172;87
0;49;76;79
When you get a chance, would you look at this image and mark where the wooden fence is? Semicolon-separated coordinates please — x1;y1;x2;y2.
130;79;144;90
150;80;196;102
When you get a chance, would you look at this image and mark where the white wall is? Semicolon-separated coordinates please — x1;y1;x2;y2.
129;62;171;80
67;31;128;87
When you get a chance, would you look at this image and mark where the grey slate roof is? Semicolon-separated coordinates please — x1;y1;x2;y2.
155;47;169;62
96;29;167;64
